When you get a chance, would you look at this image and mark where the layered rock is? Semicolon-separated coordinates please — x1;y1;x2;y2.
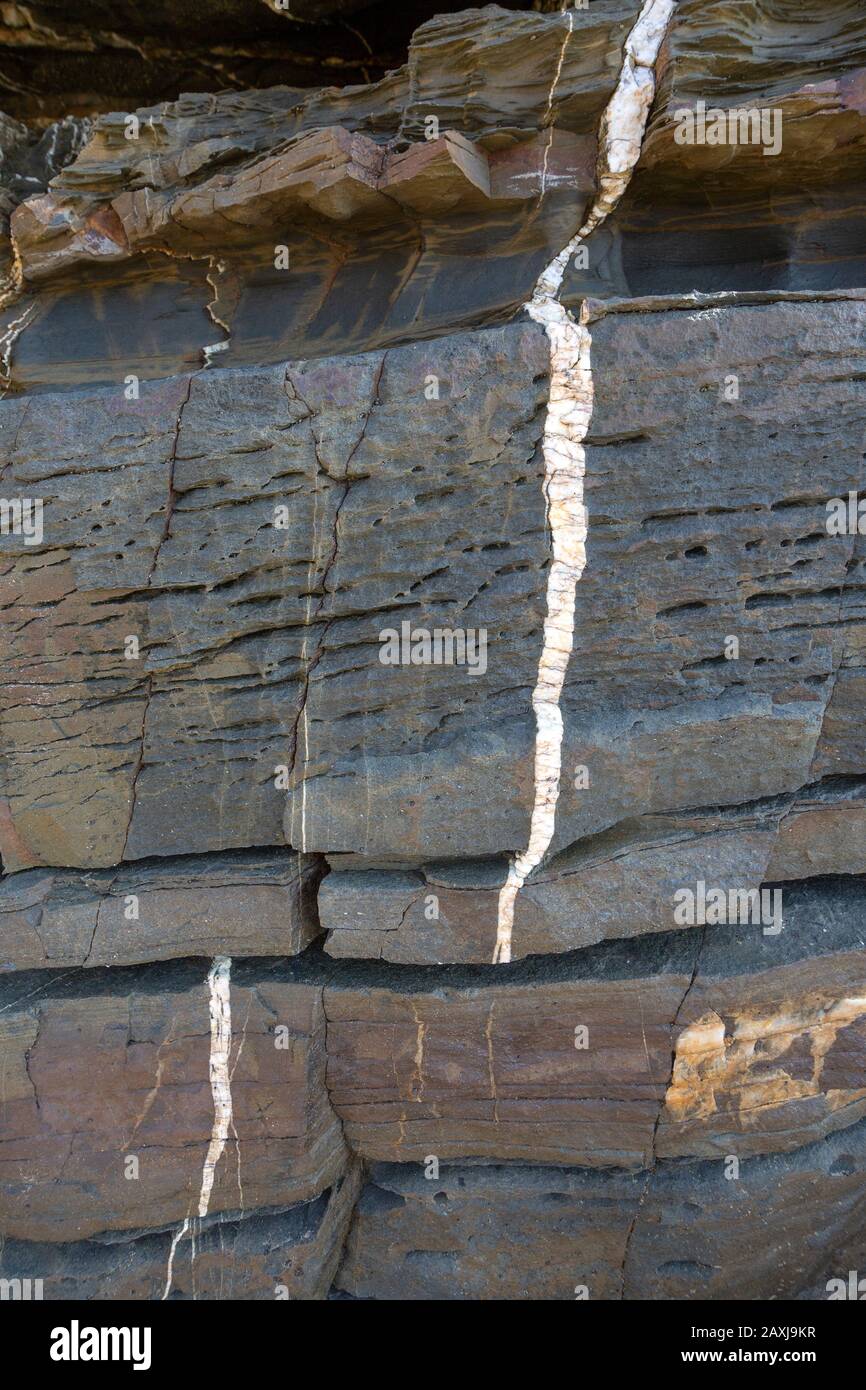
0;849;320;970
0;2;637;390
0;958;346;1240
0;322;550;874
324;880;866;1166
1;0;864;1302
0;1163;363;1301
565;0;866;298
2;883;864;1234
337;1119;866;1301
2;298;863;936
322;782;866;961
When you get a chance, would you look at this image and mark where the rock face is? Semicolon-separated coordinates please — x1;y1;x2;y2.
337;1120;866;1301
0;0;864;1301
1;1165;364;1300
0;849;320;968
0;959;346;1241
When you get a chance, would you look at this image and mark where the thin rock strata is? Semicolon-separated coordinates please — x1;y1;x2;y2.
495;0;678;963
336;1117;866;1302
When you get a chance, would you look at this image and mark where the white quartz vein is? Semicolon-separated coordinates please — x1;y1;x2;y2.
494;0;677;963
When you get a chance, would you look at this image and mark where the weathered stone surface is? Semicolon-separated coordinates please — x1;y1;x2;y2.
10;0;866;383
303;295;865;967
0;1160;363;1300
11;127;590;280
0;849;321;970
766;779;866;881
336;1116;866;1300
0;4;636;390
3;296;862;932
0;320;550;873
0;959;346;1240
321;782;866;961
323;880;866;1166
564;0;866;299
1;0;866;1306
325;954;688;1168
3;880;862;1252
658;877;866;1160
0;115;90;291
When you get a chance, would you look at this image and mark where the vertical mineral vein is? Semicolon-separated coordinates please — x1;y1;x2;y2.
162;954;233;1299
493;0;677;964
197;954;234;1219
162;1217;190;1301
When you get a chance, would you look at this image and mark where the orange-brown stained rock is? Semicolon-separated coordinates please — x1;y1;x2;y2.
323;972;694;1169
658;944;866;1159
326;901;866;1170
664;995;866;1125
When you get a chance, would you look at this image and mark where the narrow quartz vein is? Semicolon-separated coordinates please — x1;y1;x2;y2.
494;0;678;964
540;8;575;196
162;954;233;1300
162;1217;190;1302
197;954;234;1219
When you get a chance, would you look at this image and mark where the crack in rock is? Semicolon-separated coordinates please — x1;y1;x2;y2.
620;923;704;1297
286;350;387;850
162;954;233;1300
494;0;678;964
121;374;196;861
197;955;234;1220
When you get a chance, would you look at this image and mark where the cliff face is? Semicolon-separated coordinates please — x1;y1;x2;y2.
1;0;865;1301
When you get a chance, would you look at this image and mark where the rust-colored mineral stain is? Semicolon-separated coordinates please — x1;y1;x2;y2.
665;994;866;1125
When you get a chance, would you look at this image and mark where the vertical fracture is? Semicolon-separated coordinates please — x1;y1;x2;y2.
161;954;233;1298
494;0;677;963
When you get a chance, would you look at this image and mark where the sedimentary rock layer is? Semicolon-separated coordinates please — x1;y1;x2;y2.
1;0;865;1303
0;3;639;390
565;0;866;300
0;958;346;1240
0;321;550;874
0;1161;363;1300
492;0;682;965
324;879;866;1166
336;1118;866;1301
0;849;320;969
322;781;866;961
2;300;863;928
2;880;863;1250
